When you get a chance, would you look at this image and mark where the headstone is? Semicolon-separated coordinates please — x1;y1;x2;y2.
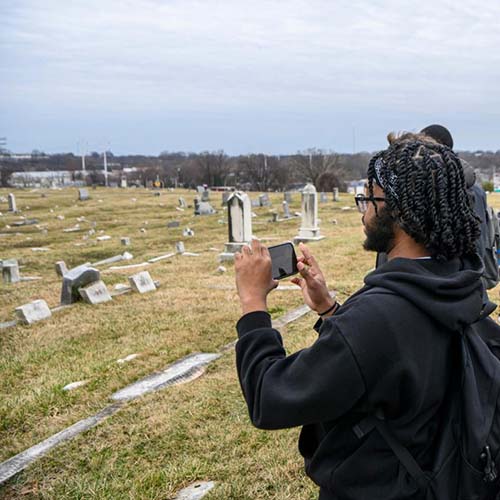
55;261;68;277
320;192;328;203
8;193;17;213
333;187;339;202
121;237;130;246
12;219;38;227
121;178;127;188
219;191;252;262
282;201;291;219
270;212;279;223
293;183;325;244
128;271;156;294
183;228;194;237
176;241;185;254
196;186;205;194
201;189;210;202
60;265;100;305
178;197;187;209
78;188;89;201
194;199;216;215
259;193;271;207
15;299;52;325
78;280;112;304
167;221;180;228
2;259;20;283
284;192;293;203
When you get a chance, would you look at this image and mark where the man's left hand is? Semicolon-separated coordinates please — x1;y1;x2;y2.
235;239;279;314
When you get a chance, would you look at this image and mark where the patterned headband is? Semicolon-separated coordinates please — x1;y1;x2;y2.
373;158;399;200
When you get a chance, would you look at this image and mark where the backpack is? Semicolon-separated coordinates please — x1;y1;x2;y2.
353;316;500;499
482;204;500;290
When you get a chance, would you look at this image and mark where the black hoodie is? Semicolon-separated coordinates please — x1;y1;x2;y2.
235;255;483;500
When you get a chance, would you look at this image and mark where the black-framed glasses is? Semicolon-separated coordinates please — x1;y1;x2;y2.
354;194;386;213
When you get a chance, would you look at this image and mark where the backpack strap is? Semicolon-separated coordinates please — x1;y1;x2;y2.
353;414;429;490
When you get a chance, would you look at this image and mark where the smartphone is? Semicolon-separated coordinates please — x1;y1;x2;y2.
268;242;299;280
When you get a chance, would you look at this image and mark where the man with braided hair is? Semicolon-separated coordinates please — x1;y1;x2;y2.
376;124;499;314
233;133;489;499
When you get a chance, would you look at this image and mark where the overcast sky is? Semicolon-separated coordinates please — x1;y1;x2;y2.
1;0;500;155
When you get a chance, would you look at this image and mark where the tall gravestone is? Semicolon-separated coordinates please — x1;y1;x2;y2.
259;193;271;207
219;191;252;262
8;193;17;213
293;184;325;244
282;201;291;219
333;187;339;202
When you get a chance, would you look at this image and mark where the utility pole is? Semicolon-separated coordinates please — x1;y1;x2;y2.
103;150;109;187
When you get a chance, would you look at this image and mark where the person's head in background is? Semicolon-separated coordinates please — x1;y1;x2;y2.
362;132;480;261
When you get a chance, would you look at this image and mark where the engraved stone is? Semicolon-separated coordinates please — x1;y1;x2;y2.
78;188;89;201
78;280;112;304
15;300;52;325
128;271;156;294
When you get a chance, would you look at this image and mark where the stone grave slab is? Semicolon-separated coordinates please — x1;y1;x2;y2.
128;271;156;293
175;482;216;500
78;280;112;304
111;352;221;401
167;221;180;228
2;259;20;283
15;299;52;325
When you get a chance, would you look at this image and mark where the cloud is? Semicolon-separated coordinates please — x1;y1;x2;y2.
1;0;500;153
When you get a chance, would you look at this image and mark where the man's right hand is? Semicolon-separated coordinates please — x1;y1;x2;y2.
291;243;336;314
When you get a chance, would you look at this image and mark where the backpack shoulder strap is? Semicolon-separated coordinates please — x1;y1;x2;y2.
353;414;429;490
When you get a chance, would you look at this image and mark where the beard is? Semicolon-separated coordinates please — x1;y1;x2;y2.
363;206;397;254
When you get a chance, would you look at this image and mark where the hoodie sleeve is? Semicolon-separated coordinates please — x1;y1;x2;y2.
235;311;366;430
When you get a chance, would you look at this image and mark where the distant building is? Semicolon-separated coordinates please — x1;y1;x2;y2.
11;170;74;188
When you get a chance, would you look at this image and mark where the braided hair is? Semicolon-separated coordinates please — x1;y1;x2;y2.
367;133;480;261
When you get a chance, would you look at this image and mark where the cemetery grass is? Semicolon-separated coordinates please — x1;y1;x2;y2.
1;188;498;499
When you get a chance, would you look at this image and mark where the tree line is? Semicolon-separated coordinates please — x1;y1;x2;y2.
2;148;500;190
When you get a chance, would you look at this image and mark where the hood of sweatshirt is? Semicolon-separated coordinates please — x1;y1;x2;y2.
364;254;484;331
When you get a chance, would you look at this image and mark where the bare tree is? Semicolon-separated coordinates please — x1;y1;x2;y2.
292;148;340;189
195;150;230;186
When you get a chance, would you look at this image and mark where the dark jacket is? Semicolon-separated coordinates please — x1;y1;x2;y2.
236;256;483;499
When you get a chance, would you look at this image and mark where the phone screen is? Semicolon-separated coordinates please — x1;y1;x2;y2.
268;242;298;280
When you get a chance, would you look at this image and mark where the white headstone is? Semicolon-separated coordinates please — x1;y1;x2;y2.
333;187;339;202
293;183;325;244
121;178;127;188
219;191;252;261
15;299;52;325
8;193;17;213
320;192;328;203
128;271;156;294
178;197;187;209
78;280;112;304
